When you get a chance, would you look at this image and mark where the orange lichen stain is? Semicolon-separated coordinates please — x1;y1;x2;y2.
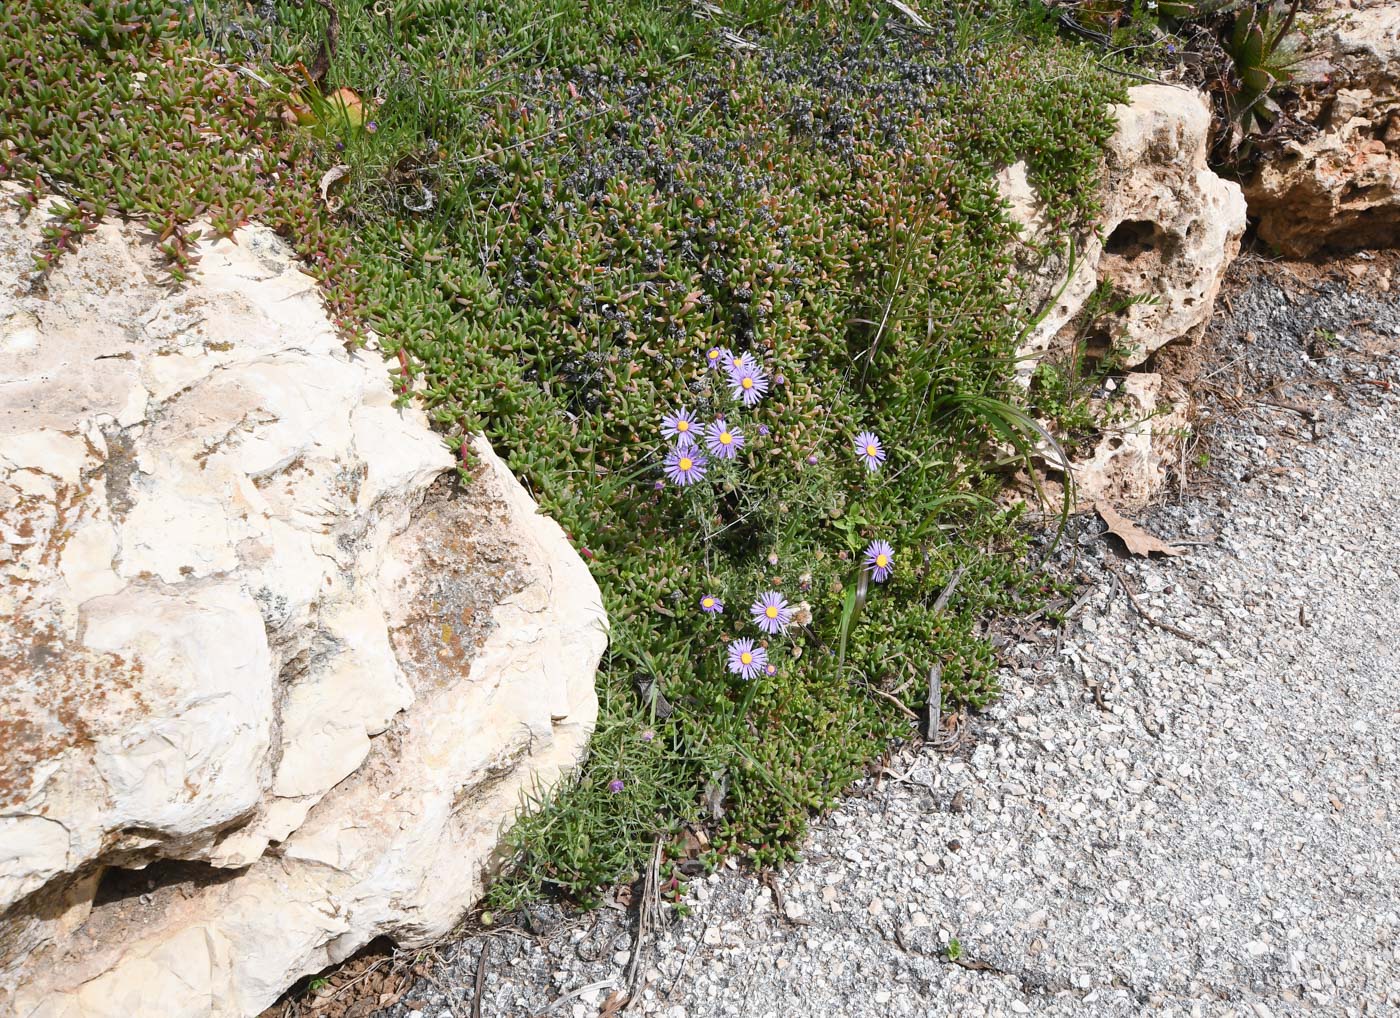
2;478;146;809
0;617;146;810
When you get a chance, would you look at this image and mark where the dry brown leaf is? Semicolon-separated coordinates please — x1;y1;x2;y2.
1095;502;1186;557
319;164;350;211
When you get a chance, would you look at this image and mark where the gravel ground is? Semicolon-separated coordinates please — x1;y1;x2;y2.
370;258;1400;1018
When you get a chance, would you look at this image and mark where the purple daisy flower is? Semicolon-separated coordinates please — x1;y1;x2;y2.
608;779;625;793
705;419;745;459
854;431;886;472
863;540;894;583
664;447;708;486
727;350;753;373
727;638;767;680
751;592;792;634
700;593;724;614
764;662;778;677
662;408;699;447
705;346;730;371
727;361;769;406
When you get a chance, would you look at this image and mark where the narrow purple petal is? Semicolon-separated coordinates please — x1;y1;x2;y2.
863;540;894;583
750;591;792;634
726;638;767;680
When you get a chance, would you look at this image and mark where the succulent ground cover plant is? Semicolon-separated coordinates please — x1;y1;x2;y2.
2;0;1123;904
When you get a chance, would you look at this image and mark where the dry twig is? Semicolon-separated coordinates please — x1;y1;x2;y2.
471;941;489;1018
530;980;620;1017
1105;560;1209;647
620;839;665;1011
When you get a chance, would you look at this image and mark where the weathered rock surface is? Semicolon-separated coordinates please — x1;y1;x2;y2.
0;189;605;1016
1002;84;1244;507
1007;84;1248;376
1067;372;1189;510
1245;3;1400;256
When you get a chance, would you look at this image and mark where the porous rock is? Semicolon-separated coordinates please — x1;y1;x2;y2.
1006;84;1248;375
1069;373;1189;510
0;187;605;1016
1244;3;1400;256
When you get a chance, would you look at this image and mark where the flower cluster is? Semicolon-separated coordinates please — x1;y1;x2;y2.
659;350;770;489
664;349;900;681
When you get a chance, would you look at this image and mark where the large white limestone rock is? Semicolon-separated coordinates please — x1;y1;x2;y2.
1068;372;1189;510
1006;84;1248;376
0;188;605;1016
999;85;1245;508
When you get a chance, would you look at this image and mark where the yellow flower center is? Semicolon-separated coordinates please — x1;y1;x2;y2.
741;377;753;390
720;431;732;445
875;554;888;568
678;457;692;471
676;420;689;432
702;598;714;608
708;350;719;360
740;652;752;665
866;444;878;456
765;605;778;619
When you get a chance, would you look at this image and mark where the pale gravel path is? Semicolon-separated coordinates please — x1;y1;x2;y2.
382;269;1400;1018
